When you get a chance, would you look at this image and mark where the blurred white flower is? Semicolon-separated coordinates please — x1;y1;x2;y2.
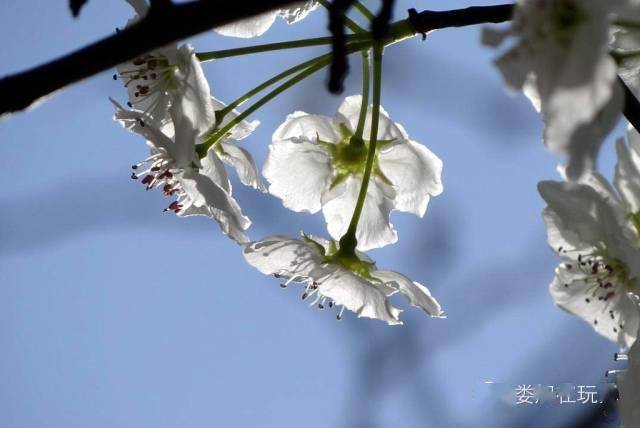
243;234;444;325
111;97;251;244
539;180;640;348
263;95;443;251
115;1;214;131
215;1;318;38
612;0;640;98
483;0;624;179
617;295;640;428
563;125;640;242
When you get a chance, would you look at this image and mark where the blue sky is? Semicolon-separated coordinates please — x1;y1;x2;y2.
0;1;625;427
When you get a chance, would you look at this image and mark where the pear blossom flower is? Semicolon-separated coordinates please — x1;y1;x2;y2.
115;0;214;131
617;295;640;428
243;234;444;325
111;97;252;244
539;180;640;348
215;1;318;38
565;125;640;241
483;0;624;179
263;95;443;251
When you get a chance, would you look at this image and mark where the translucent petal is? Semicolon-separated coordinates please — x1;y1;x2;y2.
378;140;443;216
372;270;444;317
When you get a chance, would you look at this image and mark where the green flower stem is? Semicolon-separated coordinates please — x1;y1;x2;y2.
196;56;331;158
352;49;370;142
217;53;331;119
339;43;383;254
353;1;375;21
195;20;415;159
196;34;370;62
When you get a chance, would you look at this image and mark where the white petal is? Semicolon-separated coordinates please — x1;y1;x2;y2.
243;236;324;278
538;181;621;249
480;27;511;47
494;46;532;92
541;25;618;160
553;80;623;180
168;98;199;168
210;97;259;141
314;267;402;325
263;139;332;213
335;95;407;141
322;176;397;251
378;140;443;216
173;44;215;135
111;98;174;154
200;150;231;193
615;129;640;214
214;11;279;38
220;142;265;191
372;270;444;317
179;171;251;244
273;111;341;144
279;1;318;24
550;265;639;348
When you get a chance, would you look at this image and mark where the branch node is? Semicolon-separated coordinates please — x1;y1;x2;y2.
407;8;426;40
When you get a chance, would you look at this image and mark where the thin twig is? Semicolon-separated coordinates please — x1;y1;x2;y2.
0;3;518;116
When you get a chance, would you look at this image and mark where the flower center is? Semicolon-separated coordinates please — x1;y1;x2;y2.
319;123;392;189
629;211;640;241
560;246;635;333
115;54;178;112
130;150;185;214
549;0;587;48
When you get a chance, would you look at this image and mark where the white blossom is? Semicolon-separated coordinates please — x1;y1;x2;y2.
115;0;214;131
483;0;624;179
263;95;443;251
243;234;444;325
539;180;640;348
215;1;318;38
111;97;252;244
617;295;640;428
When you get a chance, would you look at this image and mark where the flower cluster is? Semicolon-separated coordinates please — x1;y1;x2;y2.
110;0;445;325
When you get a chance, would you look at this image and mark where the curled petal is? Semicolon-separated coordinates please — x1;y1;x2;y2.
214;10;279;38
243;235;324;278
372;270;444;317
179;171;251;244
219;142;265;191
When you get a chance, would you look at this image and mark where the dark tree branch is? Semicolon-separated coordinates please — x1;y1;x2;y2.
328;0;357;94
0;0;300;116
70;0;89;17
407;4;514;32
372;0;395;40
620;76;640;133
